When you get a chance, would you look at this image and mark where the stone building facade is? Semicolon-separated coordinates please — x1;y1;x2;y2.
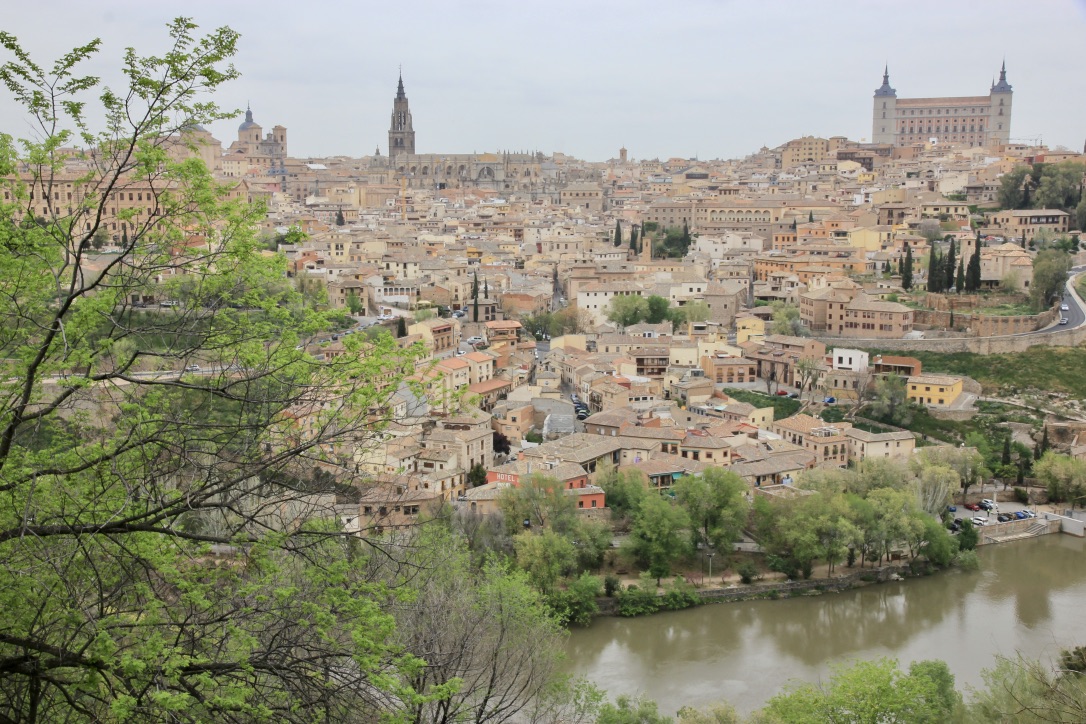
871;64;1013;148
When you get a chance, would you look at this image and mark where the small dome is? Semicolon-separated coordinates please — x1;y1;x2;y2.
238;107;259;132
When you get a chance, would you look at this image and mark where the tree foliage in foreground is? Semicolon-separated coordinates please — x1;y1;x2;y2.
0;20;520;723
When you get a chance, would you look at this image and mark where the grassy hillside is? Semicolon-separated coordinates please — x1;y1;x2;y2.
877;345;1086;397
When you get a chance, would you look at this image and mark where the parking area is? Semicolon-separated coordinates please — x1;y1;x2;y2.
947;498;1038;531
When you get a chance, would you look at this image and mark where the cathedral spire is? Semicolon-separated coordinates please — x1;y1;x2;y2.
396;68;406;100
991;60;1012;93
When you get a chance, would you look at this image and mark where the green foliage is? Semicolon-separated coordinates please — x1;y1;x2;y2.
515;529;577;594
467;462;488;488
737;561;760;584
607;294;650;329
759;657;961;724
673;468;749;553
1034;451;1086;506
0;19;443;722
660;576;700;611
547;572;602;626
722;388;801;418
498;473;578;534
1014;486;1030;504
614;581;661;617
1030;249;1072;312
866;374;913;426
901;243;914;290
965;653;1086;722
604;573;622;597
646;295;672;324
624;494;691;584
396;315;408;337
958;519;979;551
769;301;809;336
597;464;649;521
676;702;741;723
597;694;673;724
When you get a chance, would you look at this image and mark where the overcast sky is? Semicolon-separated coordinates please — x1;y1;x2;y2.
3;1;1085;161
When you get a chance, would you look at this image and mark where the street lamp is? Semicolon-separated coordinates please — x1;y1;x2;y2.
707;551;715;583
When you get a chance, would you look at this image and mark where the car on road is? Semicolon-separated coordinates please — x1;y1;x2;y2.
972;517;987;526
823;396;836;404
1061;303;1070;311
455;350;466;356
466;336;484;345
570;393;579;402
1060;317;1069;325
787;392;800;398
452;311;465;318
184;364;201;372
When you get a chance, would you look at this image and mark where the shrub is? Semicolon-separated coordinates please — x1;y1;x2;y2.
738;562;760;585
1013;487;1030;504
800;560;814;580
660;577;700;611
547;573;601;626
614;584;660;617
767;554;799;580
954;549;981;571
603;573;621;598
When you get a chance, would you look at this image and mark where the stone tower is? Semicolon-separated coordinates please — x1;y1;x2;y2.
388;72;415;157
871;65;896;144
989;61;1013;146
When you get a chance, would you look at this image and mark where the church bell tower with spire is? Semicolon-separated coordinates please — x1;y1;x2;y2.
388;71;415;158
871;65;897;144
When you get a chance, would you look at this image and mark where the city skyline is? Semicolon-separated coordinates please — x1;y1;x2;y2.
2;0;1085;160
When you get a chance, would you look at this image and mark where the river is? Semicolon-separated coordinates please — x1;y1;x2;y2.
564;534;1086;715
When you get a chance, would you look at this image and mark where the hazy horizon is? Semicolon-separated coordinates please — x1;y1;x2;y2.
3;0;1085;161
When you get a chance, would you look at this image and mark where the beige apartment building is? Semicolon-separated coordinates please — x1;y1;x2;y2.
989;209;1071;240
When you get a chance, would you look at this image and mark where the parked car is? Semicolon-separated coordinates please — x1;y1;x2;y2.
949;519;963;531
946;505;958;513
570;394;579;402
997;513;1013;523
823;396;836;404
972;517;987;526
466;336;484;345
776;389;789;396
184;364;201;372
452;311;465;318
787;392;800;399
978;500;995;511
964;503;981;511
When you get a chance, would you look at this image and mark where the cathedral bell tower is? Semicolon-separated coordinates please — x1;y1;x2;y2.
388;72;415;157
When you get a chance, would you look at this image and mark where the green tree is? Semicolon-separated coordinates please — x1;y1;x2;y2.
673;468;749;553
596;464;648;523
1034;451;1086;504
0;20;433;722
614;219;622;247
484;278;489;299
645;295;672;324
1035;161;1085;211
955;258;965;293
547;572;602;626
346;289;364;314
1029;249;1072;312
966;653;1086;723
1077;195;1086;232
958;518;979;551
998;166;1030;209
769;301;808;336
945;238;957;291
676;702;741;723
625;494;691;585
759;657;960;724
497;473;578;534
514;529;577;594
396;315;408;337
901;244;914;290
467;462;488;487
867;374;912;426
966;242;982;292
335;208;345;225
926;248;940;292
606;294;649;329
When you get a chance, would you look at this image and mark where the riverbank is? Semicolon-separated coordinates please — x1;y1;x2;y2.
596;561;920;616
563;534;1086;716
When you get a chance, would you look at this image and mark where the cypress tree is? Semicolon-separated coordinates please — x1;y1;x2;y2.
629;227;639;253
945;239;956;291
1040;427;1050;456
473;295;479;323
484;279;489;299
902;244;914;290
955;258;965;293
1016;460;1025;486
966;244;982;292
1002;436;1012;466
808;210;814;223
613;220;622;247
396;316;407;338
926;249;939;292
471;271;479;300
335;209;345;226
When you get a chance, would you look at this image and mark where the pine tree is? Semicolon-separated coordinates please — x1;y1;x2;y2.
945;239;956;291
808;210;814;223
902;244;914;290
955;258;965;292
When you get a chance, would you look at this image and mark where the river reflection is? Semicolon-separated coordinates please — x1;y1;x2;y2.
564;535;1086;714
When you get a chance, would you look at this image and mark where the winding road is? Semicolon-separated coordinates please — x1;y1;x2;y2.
1022;265;1086;336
